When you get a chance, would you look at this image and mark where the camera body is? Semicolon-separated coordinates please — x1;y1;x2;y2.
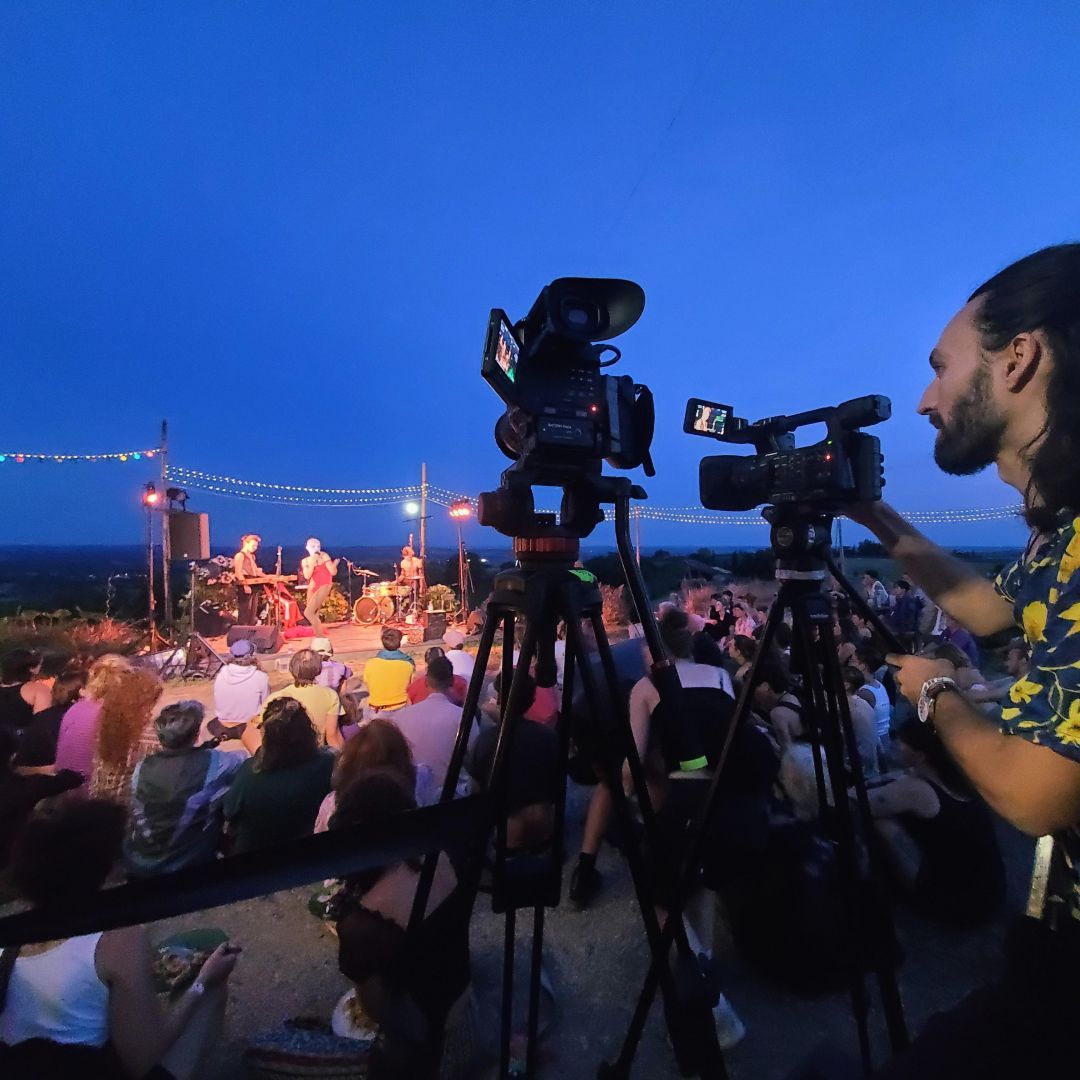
686;395;889;511
481;278;655;478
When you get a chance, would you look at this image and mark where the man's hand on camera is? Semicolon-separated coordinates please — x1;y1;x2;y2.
886;653;955;707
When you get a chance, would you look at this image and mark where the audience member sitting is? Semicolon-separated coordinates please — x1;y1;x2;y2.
15;668;86;768
314;717;437;833
487;670;558;729
852;644;893;750
224;698;334;853
941;612;981;668
54;655;159;792
727;635;757;690
407;647;467;706
312;638;352;691
124;700;245;877
887;578;925;651
84;663;164;808
391;657;474;792
209;639;269;739
867;719;1005;926
629;609;735;764
919;640;988;693
968;639;1031;707
243;649;342;754
0;799;240;1079
840;665;880;779
751;660;803;748
330;769;474;1080
441;630;475;682
731;603;759;639
0;648;50;734
362;627;415;719
0;725;82;871
469;676;561;852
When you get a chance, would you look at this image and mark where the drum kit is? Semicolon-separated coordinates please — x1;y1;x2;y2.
350;568;419;625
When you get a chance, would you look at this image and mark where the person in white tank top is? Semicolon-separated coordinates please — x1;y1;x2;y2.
0;800;240;1080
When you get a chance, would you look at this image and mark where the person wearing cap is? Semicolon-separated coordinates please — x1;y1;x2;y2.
362;627;415;720
210;638;271;740
442;629;475;683
311;637;352;692
123;700;245;877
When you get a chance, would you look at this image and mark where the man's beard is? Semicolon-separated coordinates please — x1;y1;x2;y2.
932;364;1007;475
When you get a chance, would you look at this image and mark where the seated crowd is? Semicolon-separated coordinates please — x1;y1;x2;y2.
0;578;1020;1074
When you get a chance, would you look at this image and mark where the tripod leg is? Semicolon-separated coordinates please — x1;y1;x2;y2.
526;904;545;1079
501;905;517;1079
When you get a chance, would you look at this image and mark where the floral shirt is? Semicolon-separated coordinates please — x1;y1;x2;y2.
994;513;1080;922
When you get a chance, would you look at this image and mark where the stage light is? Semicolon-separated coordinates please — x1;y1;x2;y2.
404;500;420;516
142;482;160;508
449;499;473;520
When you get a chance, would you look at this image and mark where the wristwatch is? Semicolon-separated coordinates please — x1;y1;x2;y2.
918;676;960;726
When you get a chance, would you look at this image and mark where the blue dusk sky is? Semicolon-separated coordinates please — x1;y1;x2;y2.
2;3;1077;552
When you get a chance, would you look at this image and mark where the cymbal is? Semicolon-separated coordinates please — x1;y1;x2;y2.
353;567;378;577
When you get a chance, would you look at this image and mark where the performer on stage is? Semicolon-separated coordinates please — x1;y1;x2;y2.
301;537;339;636
397;542;424;611
233;534;263;625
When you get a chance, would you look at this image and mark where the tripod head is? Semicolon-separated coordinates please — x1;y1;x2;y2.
765;503;836;585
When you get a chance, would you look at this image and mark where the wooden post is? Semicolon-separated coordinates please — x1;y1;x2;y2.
419;462;428;593
159;420;172;628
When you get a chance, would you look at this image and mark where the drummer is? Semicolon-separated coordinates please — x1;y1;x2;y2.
397;544;423;587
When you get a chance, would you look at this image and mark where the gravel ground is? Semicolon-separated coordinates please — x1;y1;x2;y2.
148;779;1034;1079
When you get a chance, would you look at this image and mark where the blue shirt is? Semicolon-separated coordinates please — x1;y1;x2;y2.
995;513;1080;922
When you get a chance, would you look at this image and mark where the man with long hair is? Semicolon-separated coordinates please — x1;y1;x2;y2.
852;244;1080;1075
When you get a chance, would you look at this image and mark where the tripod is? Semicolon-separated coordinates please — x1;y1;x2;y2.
605;506;909;1078
157;562;224;680
409;474;729;1079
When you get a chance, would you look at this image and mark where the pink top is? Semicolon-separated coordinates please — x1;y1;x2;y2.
309;559;334;589
525;685;559;728
54;699;103;785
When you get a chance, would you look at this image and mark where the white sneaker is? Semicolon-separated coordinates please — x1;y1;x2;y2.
712;993;747;1050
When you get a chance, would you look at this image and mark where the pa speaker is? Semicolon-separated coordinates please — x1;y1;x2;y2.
423;612;447;641
167;511;210;561
226;625;283;654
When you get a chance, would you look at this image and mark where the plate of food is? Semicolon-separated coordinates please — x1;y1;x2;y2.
152;929;229;997
331;987;379;1044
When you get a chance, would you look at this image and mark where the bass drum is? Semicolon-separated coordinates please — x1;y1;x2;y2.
354;595;395;625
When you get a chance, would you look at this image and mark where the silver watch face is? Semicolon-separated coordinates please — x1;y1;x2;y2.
918;693;932;724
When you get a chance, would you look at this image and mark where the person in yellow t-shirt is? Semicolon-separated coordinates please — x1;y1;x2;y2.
242;650;342;754
362;626;415;720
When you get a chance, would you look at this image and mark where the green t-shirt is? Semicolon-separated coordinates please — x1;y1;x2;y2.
223;750;334;853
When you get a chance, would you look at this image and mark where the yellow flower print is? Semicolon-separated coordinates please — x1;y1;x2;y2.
1001;707;1021;722
1058;602;1080;638
1009;677;1045;705
1023;601;1048;643
1058;523;1080;584
1055;700;1080;747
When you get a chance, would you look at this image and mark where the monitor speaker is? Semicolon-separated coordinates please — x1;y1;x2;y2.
226;624;283;654
423;612;447;641
167;511;210;561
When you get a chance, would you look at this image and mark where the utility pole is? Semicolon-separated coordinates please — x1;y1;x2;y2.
419;461;428;593
160;420;172;628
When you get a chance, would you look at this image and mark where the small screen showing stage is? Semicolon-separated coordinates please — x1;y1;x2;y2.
495;319;519;383
691;402;730;436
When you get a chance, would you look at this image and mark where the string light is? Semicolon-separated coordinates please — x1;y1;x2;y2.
0;448;158;463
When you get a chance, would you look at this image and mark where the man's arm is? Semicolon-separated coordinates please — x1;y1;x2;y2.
849;503;1015;636
890;653;1080;836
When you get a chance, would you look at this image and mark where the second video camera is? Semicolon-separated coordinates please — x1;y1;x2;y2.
684;395;890;511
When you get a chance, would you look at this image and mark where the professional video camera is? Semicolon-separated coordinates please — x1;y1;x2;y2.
478;278;656;540
684;394;890;511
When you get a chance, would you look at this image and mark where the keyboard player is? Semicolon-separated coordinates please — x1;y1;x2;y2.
233;534;264;625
